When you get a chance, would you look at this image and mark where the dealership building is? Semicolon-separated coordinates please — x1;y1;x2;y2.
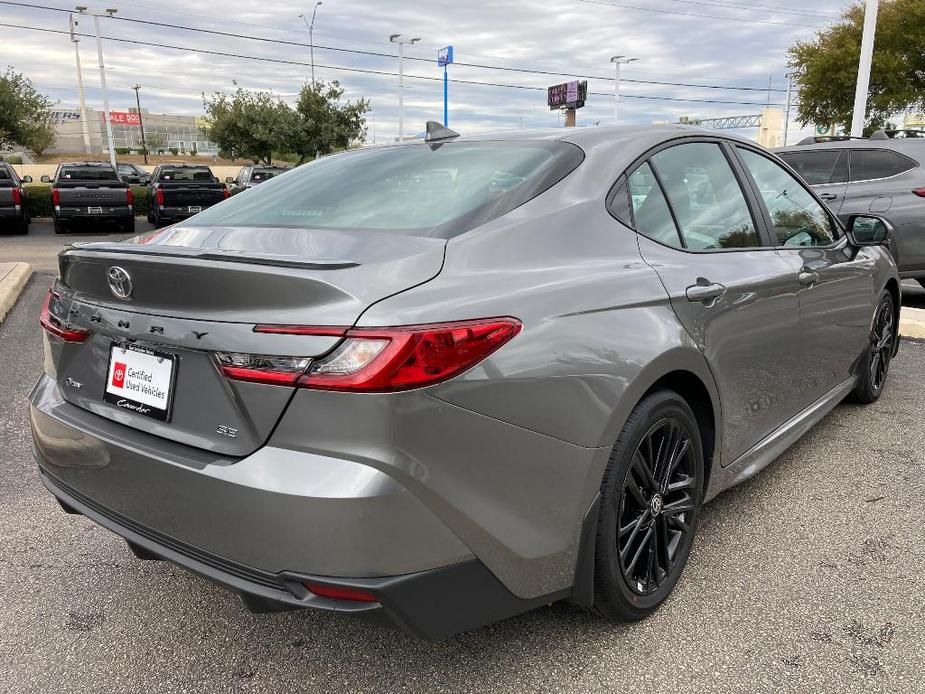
48;107;218;156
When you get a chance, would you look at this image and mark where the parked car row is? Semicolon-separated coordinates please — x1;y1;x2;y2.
32;123;900;639
0;161;32;234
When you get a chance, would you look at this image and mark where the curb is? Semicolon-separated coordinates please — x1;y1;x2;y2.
0;262;33;325
900;307;925;341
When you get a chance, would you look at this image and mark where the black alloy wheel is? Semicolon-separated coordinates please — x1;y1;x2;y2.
851;290;895;404
594;390;704;622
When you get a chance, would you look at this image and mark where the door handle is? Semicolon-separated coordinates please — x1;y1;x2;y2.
685;281;726;304
798;270;819;286
819;193;838;201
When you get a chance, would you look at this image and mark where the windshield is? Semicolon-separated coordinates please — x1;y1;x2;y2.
60;165;117;181
158;167;215;182
180;141;583;238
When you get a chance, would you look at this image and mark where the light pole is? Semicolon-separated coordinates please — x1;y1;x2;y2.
390;34;420;141
850;0;879;138
299;2;323;86
68;12;92;154
610;55;637;125
78;6;118;168
132;84;147;165
783;74;793;147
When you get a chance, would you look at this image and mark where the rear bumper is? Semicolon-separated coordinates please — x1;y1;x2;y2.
56;207;133;221
157;204;217;221
0;207;24;220
30;374;568;637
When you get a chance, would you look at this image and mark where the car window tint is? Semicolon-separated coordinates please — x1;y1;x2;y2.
737;148;837;247
778;150;842;185
608;176;632;226
850;149;916;181
831;151;849;183
0;168;10;180
627;163;681;247
650;143;759;250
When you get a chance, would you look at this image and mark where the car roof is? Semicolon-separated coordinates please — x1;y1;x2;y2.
775;138;925;155
59;161;116;167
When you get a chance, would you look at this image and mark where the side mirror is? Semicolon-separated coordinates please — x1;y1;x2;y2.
22;175;32;183
225;176;235;184
40;175;51;183
846;214;892;246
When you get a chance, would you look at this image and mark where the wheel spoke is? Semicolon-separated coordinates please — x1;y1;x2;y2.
666;473;696;494
664;437;690;488
624;527;652;575
656;514;670;581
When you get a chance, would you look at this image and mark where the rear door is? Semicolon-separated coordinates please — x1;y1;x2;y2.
735;146;875;407
626;140;803;464
777;148;848;213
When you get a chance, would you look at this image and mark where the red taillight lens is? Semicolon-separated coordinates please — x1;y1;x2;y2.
913;187;925;198
52;188;60;207
126;187;134;206
11;187;21;206
300;317;522;392
39;290;91;343
304;583;378;603
223;187;230;199
214;352;311;385
155;187;164;207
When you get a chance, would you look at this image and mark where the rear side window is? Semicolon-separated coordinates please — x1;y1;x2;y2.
849;149;916;181
627;163;681;248
650;142;760;250
778;150;847;185
180;141;584;239
0;168;10;181
59;166;117;180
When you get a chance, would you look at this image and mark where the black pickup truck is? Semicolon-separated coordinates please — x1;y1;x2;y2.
0;162;32;234
147;164;228;228
42;162;134;235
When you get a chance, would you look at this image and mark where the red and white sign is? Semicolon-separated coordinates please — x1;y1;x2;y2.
111;362;127;388
108;111;141;126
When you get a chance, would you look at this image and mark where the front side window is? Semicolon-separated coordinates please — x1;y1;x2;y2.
777;150;847;185
650;143;760;250
849;149;916;182
738;148;837;247
627;162;681;248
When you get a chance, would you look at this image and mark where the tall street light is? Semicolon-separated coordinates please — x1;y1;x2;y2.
77;5;118;168
68;12;92;154
610;55;637;125
390;34;420;142
850;0;879;138
299;2;323;86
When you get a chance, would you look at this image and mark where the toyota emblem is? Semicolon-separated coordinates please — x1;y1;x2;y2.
107;266;133;299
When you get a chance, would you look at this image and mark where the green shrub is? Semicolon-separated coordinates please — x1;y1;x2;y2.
24;183;149;218
169;148;179;156
114;147;130;155
1;155;23;164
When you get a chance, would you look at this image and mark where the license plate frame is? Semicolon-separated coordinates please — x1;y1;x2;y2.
188;205;202;214
103;343;178;422
87;206;103;214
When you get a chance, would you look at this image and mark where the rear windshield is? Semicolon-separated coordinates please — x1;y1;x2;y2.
60;165;118;181
180;141;584;238
157;167;215;182
252;168;286;181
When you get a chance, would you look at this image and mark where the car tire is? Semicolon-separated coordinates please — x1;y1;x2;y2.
53;220;69;235
14;219;28;235
850;289;895;404
592;389;704;622
121;218;136;235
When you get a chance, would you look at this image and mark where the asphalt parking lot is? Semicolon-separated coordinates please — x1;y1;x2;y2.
0;221;923;693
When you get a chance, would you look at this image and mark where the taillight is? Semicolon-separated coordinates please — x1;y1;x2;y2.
913;187;925;198
126;187;134;206
304;583;378;603
214;353;311;385
52;188;60;207
223;187;230;199
39;290;91;343
155;187;164;207
11;187;21;206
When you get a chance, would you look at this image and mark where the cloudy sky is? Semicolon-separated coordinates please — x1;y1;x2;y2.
1;0;849;144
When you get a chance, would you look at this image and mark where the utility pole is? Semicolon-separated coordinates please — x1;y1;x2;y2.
299;2;323;85
132;84;147;164
851;0;879;138
390;34;420;141
79;6;118;168
783;74;793;147
610;55;637;125
69;12;92;154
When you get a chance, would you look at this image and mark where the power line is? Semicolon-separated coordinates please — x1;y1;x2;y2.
2;22;788;108
0;1;787;94
577;0;826;27
660;0;840;19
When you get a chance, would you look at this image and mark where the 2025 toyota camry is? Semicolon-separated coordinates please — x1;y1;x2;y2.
31;124;899;639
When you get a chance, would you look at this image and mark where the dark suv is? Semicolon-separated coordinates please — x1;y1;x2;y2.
775;135;925;284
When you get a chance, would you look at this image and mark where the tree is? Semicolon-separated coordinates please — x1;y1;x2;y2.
788;0;925;134
290;80;370;163
0;67;56;152
201;84;294;164
144;129;166;154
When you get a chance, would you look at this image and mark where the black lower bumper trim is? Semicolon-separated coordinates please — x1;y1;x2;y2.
40;472;566;639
